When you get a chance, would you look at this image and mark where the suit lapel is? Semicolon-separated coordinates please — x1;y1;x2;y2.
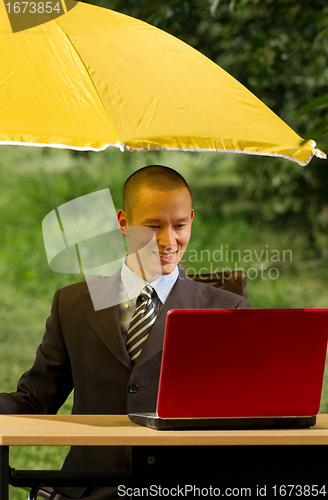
85;272;133;371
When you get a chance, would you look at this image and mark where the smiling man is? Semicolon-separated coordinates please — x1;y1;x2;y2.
0;165;250;500
117;166;194;280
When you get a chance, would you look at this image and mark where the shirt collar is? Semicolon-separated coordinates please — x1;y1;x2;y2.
121;258;179;304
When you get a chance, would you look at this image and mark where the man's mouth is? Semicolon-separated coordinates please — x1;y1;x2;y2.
153;251;176;260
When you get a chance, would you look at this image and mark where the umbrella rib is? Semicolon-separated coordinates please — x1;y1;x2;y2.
50;17;121;146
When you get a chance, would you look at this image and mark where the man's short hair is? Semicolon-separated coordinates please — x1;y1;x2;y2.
123;165;193;220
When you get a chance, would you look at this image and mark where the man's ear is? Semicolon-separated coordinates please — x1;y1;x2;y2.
117;210;129;236
191;209;194;224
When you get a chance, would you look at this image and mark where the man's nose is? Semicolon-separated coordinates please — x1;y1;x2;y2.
157;227;176;247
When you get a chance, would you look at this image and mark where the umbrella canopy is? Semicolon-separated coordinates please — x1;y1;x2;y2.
0;0;326;165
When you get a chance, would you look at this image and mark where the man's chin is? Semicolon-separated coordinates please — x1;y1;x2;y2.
131;251;180;280
160;261;178;275
140;262;178;281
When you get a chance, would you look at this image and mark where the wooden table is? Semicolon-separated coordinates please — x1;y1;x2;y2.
1;414;328;499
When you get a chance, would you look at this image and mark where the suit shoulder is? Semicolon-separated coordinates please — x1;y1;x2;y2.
55;274;119;312
57;279;89;297
53;280;91;310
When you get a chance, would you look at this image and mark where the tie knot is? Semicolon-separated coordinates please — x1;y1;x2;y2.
139;285;155;303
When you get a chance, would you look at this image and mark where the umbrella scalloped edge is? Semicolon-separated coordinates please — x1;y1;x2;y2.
0;140;326;166
121;145;327;167
0;140;122;152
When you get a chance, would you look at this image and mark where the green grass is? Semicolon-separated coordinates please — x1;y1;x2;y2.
0;146;327;499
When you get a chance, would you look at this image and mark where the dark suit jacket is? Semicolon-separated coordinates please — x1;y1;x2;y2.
0;268;250;495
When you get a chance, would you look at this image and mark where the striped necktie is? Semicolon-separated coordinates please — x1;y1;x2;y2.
126;285;157;362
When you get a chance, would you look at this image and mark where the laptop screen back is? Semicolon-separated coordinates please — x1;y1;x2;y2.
156;309;328;419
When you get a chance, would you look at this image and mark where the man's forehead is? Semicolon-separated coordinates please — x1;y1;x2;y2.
127;185;193;221
135;185;192;204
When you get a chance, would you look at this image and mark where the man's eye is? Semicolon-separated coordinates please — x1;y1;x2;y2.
175;224;186;229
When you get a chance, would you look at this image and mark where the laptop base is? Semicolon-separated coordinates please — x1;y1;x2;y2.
128;413;316;430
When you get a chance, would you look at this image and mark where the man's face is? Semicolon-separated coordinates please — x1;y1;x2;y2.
118;186;194;280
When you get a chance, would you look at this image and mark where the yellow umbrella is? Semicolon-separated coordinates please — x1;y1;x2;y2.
0;0;326;165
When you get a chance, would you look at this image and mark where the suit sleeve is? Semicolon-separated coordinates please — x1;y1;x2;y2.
0;289;73;414
235;297;251;308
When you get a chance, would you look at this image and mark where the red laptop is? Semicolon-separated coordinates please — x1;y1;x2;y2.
129;309;328;429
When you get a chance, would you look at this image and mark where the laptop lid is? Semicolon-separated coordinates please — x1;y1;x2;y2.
156;309;328;419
